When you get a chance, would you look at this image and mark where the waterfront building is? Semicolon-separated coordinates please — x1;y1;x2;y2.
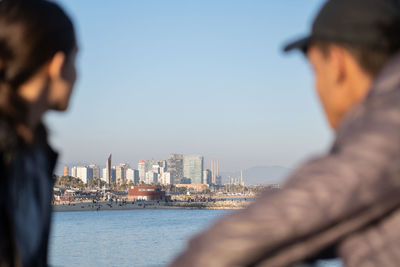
63;166;69;177
167;154;184;184
127;185;166;201
183;155;203;184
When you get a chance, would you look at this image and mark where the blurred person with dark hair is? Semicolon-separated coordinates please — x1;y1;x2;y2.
170;0;400;266
0;0;77;266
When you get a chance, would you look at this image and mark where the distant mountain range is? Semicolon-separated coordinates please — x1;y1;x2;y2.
220;165;292;185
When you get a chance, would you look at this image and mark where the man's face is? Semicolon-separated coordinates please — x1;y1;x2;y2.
307;44;353;130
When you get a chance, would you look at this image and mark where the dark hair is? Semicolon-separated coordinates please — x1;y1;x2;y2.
315;40;396;76
0;0;75;265
0;0;76;125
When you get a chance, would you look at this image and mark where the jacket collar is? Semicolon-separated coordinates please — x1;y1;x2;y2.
369;52;400;97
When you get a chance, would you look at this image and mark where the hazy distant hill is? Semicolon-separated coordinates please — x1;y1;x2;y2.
221;165;292;185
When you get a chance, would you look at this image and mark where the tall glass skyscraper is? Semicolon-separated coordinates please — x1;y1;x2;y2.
183;155;204;184
167;154;184;184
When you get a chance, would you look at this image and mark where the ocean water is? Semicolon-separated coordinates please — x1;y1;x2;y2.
49;209;343;267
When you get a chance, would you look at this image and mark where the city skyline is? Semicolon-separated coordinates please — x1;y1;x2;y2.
66;153;224;186
57;154;255;177
48;0;331;176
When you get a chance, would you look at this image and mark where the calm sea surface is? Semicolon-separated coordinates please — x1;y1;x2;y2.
49;209;343;267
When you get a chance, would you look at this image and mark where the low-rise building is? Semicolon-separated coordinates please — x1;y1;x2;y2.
127;186;166;201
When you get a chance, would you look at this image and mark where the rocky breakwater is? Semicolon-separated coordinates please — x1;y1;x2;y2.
53;199;253;212
169;200;251;210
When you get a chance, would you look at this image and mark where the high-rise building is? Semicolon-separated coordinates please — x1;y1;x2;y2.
183;155;204;184
145;171;158;184
145;160;157;172
116;163;129;184
138;160;146;182
63;166;69;177
106;154;112;184
126;168;140;184
133;169;140;184
104;166;115;183
203;169;212;185
159;172;173;185
88;164;100;179
167;154;184;184
216;175;222;186
101;168;107;182
111;167;116;183
210;159;219;185
76;166;93;184
152;164;161;174
70;166;77;178
157;160;167;172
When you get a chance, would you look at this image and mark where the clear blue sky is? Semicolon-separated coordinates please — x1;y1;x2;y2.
46;0;331;173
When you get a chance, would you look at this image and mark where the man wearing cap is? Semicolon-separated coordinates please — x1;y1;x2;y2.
169;0;400;266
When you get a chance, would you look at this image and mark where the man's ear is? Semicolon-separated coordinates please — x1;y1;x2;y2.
328;45;346;85
48;52;66;79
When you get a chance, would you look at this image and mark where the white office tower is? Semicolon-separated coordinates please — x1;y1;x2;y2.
145;171;158;184
138;160;146;182
76;166;93;184
70;166;77;178
159;172;173;185
101;168;108;183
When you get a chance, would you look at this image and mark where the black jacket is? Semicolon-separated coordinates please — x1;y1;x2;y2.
0;121;57;267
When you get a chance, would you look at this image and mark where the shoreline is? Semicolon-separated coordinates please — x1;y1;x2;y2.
53;200;250;212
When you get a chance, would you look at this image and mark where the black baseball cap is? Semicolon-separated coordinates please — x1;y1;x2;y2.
283;0;400;53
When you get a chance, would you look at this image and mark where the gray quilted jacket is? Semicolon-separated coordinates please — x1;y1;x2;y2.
169;53;400;267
